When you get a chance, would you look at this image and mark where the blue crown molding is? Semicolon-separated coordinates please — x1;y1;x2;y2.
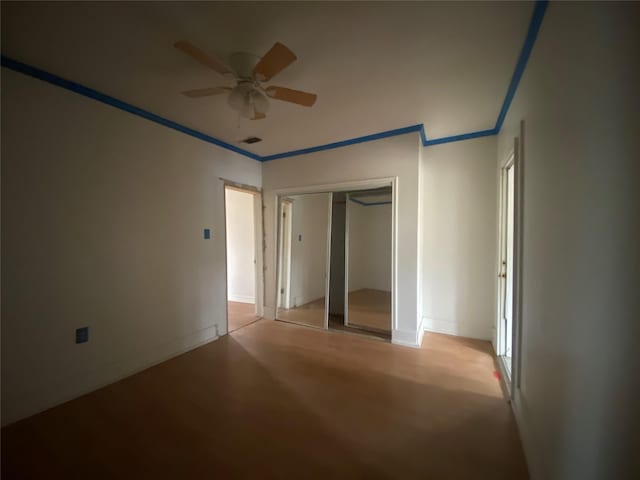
260;124;423;162
494;0;548;132
423;128;497;147
350;197;392;207
1;1;547;163
0;55;261;162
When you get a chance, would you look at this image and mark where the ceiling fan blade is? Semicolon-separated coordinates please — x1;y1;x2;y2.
181;87;232;98
253;42;297;81
265;86;317;107
174;40;232;76
251;111;266;120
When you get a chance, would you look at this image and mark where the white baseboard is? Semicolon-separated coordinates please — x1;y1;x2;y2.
392;328;421;348
2;324;220;426
228;294;255;304
417;316;425;346
423;317;491;341
262;305;276;320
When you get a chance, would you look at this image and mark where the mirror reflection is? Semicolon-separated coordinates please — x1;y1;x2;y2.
345;188;392;337
276;193;331;328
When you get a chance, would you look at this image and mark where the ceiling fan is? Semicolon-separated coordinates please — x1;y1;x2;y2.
174;40;317;120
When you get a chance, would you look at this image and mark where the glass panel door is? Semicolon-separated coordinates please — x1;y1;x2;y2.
345;188;392;336
276;193;331;329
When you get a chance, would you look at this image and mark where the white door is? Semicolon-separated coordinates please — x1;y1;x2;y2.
277;200;293;309
498;157;515;377
504;163;515;361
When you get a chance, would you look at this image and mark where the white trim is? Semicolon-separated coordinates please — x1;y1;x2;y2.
227;294;255;304
324;193;333;329
272;176;398;337
262;305;276;320
423;317;492;341
252;189;265;318
417;316;425;346
3;325;219;426
391;178;399;333
270;177;396;197
513;120;526;391
223;183;264;334
495;127;525;399
496;354;513;398
344;193;351;326
391;328;421;348
276;200;293;309
495;144;516;389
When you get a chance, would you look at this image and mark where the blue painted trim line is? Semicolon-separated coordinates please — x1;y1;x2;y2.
261;124;423;162
419;125;428;145
0;55;262;162
1;1;546;161
494;0;548;132
350;197;392;206
423;128;497;147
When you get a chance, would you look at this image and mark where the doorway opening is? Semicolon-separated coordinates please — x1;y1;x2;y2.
497;157;515;377
275;181;393;342
496;134;523;392
224;185;262;333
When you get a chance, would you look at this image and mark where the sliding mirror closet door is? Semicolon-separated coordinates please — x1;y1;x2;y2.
345;188;392;336
277;193;332;329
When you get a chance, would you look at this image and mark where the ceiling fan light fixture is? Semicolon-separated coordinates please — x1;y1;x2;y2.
227;83;251;111
228;85;270;119
176;40;318;121
252;91;270;114
240;101;255;119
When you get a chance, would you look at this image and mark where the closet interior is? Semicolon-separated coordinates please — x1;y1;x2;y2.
276;186;392;340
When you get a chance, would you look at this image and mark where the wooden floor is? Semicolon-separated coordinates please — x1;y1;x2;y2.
277;289;391;334
328;315;390;341
347;288;391;332
227;301;259;332
277;297;325;328
1;320;529;479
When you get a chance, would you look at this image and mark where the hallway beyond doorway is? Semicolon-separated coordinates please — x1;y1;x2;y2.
228;301;260;333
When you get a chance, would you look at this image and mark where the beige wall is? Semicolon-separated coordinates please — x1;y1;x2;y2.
289;193;331;307
420;136;498;340
225;188;256;304
262;133;422;346
1;68;262;425
348;202;392;293
497;3;639;478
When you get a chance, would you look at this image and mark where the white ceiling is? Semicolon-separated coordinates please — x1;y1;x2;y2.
1;1;534;156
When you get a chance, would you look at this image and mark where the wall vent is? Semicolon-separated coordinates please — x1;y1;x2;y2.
241;136;262;144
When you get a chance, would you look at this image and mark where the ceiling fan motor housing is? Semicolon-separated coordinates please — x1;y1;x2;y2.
228;82;270;118
228;52;260;80
176;40;316;120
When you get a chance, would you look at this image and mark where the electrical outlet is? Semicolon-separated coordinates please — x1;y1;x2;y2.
75;327;89;344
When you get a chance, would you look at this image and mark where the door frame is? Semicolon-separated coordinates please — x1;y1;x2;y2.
344;193;351;327
277;199;293;309
324;193;333;330
222;180;264;335
495;134;524;397
272;177;397;332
